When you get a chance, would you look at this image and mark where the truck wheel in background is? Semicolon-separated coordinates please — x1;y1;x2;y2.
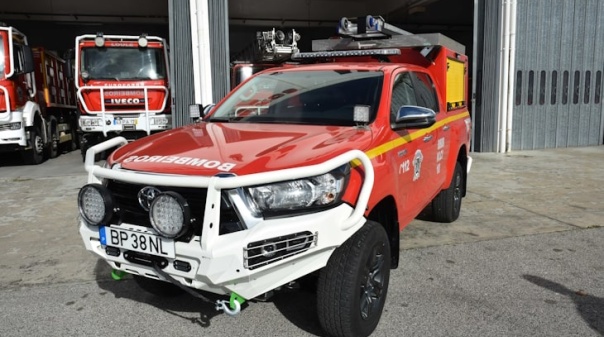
431;161;463;223
47;118;59;158
69;126;79;152
317;221;390;337
21;126;45;165
133;275;185;297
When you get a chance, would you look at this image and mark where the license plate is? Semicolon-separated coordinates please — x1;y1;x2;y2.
100;226;175;258
114;118;138;125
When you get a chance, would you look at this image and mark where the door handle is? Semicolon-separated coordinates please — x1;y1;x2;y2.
423;134;433;142
443;125;450;131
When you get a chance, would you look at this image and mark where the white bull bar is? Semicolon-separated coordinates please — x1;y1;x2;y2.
77;85;169;136
85;137;374;234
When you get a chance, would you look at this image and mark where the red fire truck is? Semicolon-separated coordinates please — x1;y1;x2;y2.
74;33;171;160
0;24;78;164
78;16;472;337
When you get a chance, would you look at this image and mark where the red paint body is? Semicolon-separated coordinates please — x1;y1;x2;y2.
110;45;471;232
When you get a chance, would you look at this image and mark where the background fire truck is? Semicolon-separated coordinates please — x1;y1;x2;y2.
74;33;171;161
0;24;78;165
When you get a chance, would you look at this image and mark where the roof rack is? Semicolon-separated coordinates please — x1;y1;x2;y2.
310;15;465;56
313;32;465;56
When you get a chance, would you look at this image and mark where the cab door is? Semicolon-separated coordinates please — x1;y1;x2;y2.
388;70;432;221
409;71;444;196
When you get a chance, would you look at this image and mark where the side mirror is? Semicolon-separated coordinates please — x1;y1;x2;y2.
22;45;35;74
66;59;73;80
392;105;436;129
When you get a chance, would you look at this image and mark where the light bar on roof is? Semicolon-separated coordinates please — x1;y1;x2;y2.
291;48;400;60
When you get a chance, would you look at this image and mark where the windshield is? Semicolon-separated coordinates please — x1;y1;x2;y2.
0;35;5;78
80;47;166;81
210;70;383;126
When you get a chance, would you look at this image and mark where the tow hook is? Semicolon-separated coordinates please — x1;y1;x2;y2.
215;299;241;316
111;269;127;280
216;292;246;316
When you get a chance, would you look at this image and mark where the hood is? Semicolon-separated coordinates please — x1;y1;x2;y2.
110;122;372;176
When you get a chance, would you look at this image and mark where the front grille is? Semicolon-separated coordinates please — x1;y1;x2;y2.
244;231;317;270
107;180;243;240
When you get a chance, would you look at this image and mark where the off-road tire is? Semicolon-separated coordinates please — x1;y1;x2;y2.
317;221;391;337
431;161;463;223
133;275;185;297
21;126;44;165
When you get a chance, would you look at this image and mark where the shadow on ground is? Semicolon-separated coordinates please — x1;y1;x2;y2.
523;274;604;336
93;260;225;327
93;259;324;334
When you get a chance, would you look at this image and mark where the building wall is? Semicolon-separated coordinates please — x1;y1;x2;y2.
472;0;502;152
168;0;195;128
512;0;604;149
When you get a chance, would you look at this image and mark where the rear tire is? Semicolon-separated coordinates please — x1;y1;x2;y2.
431;162;463;223
317;221;390;337
47;122;59;158
21;126;45;165
133;275;185;297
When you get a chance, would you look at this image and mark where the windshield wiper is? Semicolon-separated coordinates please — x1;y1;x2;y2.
208;116;236;123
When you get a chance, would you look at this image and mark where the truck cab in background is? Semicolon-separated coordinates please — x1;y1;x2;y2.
75;33;171;160
0;23;78;165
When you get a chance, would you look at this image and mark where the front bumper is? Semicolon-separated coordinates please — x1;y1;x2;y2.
79;114;171;136
79;137;375;300
80;203;361;299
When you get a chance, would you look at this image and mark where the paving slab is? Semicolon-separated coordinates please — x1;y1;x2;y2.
1;146;603;288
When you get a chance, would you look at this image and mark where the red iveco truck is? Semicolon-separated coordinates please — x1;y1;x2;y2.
78;16;472;337
0;24;78;164
74;33;171;160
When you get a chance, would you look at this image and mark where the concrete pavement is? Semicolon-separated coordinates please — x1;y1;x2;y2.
0;146;603;288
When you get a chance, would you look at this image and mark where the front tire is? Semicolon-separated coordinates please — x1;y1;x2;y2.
431;161;464;223
21;126;45;165
317;221;390;337
133;275;185;297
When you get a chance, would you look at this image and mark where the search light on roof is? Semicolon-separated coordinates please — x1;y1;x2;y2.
138;34;148;48
275;30;285;43
94;32;105;47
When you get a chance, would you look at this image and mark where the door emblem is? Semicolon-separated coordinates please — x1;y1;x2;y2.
413;150;423;181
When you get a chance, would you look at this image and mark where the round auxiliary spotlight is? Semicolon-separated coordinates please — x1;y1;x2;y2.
149;191;190;238
78;184;114;225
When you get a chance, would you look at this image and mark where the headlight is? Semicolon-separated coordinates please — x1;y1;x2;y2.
245;166;349;215
149;192;190;238
151;117;169;125
8;122;22;130
78;184;114;225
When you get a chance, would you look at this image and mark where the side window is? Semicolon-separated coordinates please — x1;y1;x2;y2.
411;72;439;112
390;72;417;122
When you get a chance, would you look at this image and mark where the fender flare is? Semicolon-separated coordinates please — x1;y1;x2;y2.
22;101;48;144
